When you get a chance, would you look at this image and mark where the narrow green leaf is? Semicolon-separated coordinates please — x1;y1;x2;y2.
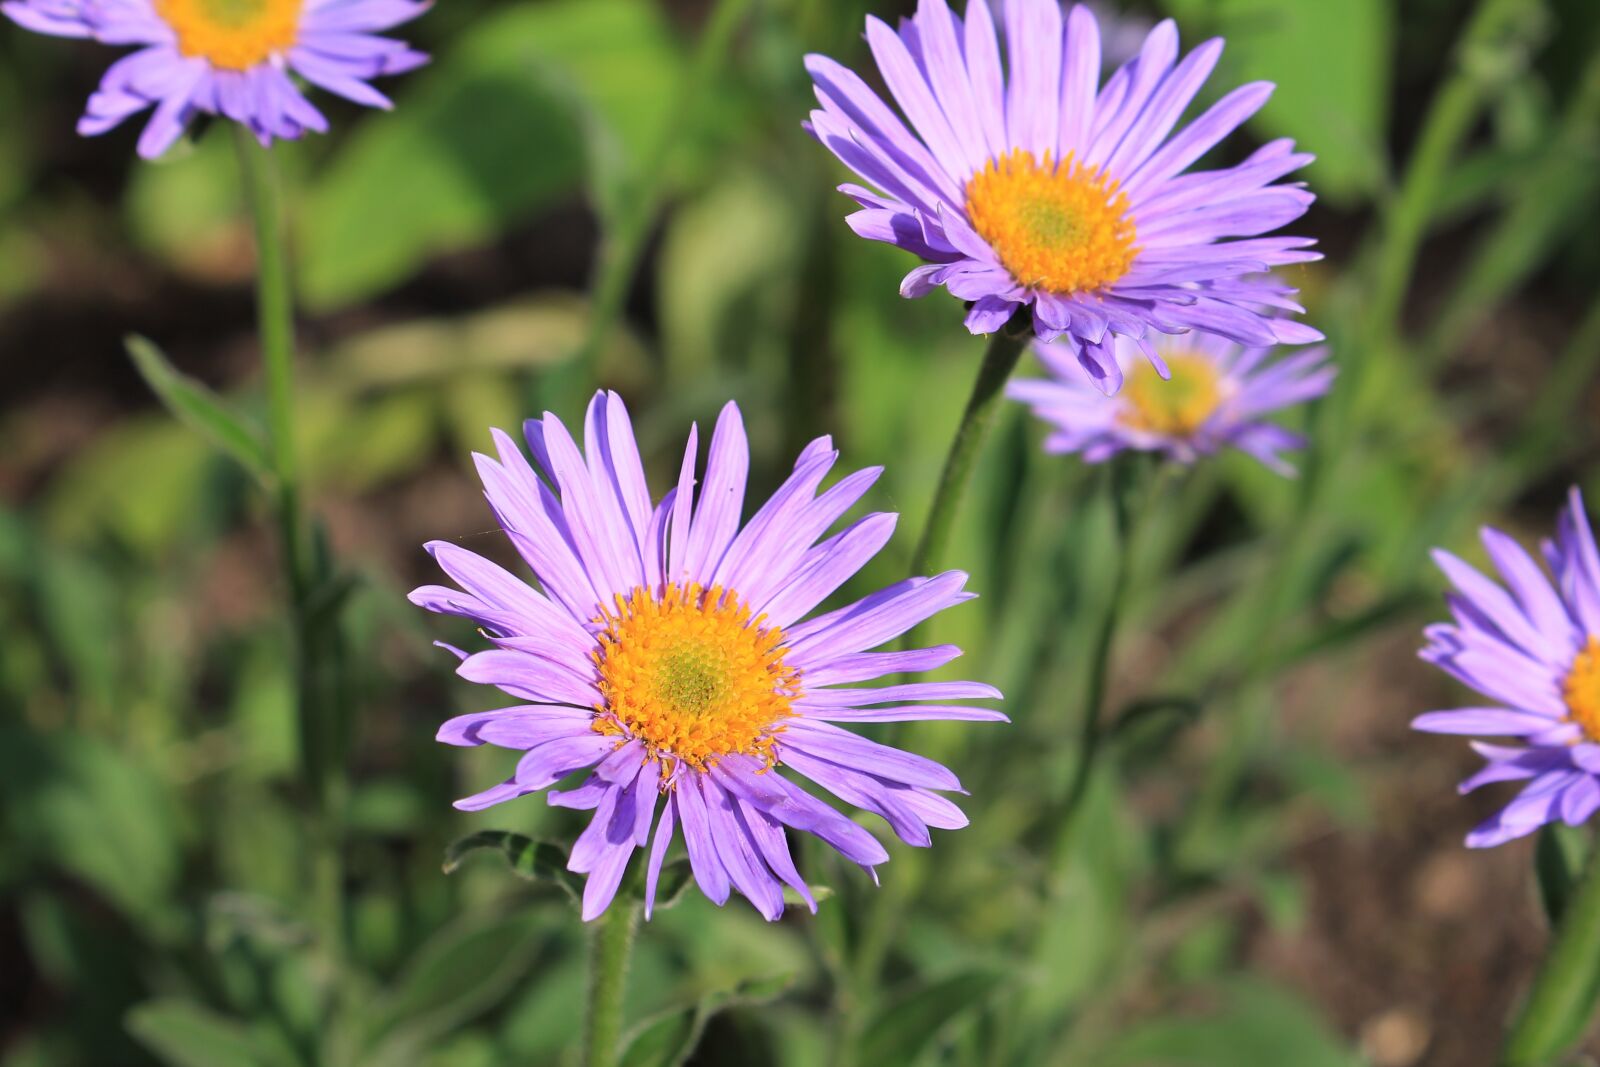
362;909;545;1061
442;830;583;905
856;970;1006;1065
617;973;796;1067
124;335;270;483
1536;824;1591;928
125;999;280;1067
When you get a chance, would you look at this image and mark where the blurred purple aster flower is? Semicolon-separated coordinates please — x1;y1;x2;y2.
3;0;429;158
413;392;1005;921
1007;327;1333;474
1416;489;1600;848
804;0;1322;394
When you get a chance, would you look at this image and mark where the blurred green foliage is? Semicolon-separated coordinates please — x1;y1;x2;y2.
2;0;1599;1065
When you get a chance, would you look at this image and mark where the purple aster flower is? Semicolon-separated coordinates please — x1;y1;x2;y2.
804;0;1322;394
413;392;1005;921
3;0;429;158
1415;489;1600;848
1007;327;1333;474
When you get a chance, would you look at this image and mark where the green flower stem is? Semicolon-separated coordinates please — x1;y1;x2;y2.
583;897;641;1067
909;321;1030;576
1505;841;1600;1065
235;130;343;961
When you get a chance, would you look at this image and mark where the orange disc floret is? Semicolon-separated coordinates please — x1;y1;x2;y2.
1118;352;1225;437
964;148;1138;296
592;583;801;773
1565;635;1600;742
155;0;303;70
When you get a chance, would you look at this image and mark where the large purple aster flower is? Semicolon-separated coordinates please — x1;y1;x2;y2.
3;0;428;158
804;0;1322;393
1007;327;1332;474
1416;489;1600;848
413;392;1004;921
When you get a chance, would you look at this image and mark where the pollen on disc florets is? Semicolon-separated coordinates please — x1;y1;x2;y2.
964;148;1138;295
1565;635;1600;742
592;583;801;774
155;0;303;70
1118;352;1225;438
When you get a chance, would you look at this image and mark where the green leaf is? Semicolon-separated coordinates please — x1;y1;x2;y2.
617;973;796;1067
0;726;182;935
1095;979;1361;1067
362;909;546;1063
1205;0;1392;204
856;970;1006;1065
442;830;584;905
125;335;270;483
125;999;286;1067
298;0;688;309
1536;824;1591;928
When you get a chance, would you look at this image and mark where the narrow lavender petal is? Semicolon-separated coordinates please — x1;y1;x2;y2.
1056;3;1101;155
781;720;962;791
760;513;899;629
682;402;749;584
797;704;1009;724
864;14;969;184
799;681;1001;706
961;0;1008;160
787;571;975;665
1410;708;1559;735
643;795;679;920
1561;776;1600;826
437;705;593;747
714;760;889;868
672;772;732;904
457;649;599;708
471;712;599;750
1003;0;1061;158
702;777;785;920
732;795;815;911
800;645;964;687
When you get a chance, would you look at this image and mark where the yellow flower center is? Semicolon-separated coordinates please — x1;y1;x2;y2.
964;149;1137;295
1564;635;1600;742
1118;353;1224;437
156;0;302;70
592;583;800;772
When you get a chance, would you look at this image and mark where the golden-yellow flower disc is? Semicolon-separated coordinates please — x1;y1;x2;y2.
964;148;1138;295
1118;353;1224;437
593;583;800;772
1565;635;1600;742
156;0;303;70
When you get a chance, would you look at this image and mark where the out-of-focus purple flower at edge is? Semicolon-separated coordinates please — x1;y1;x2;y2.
3;0;429;158
804;0;1322;395
1416;489;1600;848
412;392;1005;921
1007;328;1334;475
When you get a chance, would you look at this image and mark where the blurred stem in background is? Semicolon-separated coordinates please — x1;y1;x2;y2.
1504;840;1600;1065
577;0;755;381
234;128;346;970
1054;457;1143;847
835;318;1029;1064
583;895;641;1067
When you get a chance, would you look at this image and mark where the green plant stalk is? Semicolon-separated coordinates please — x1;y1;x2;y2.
1505;842;1600;1064
584;898;641;1067
1365;0;1538;341
579;0;753;374
235;129;343;962
910;322;1030;576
